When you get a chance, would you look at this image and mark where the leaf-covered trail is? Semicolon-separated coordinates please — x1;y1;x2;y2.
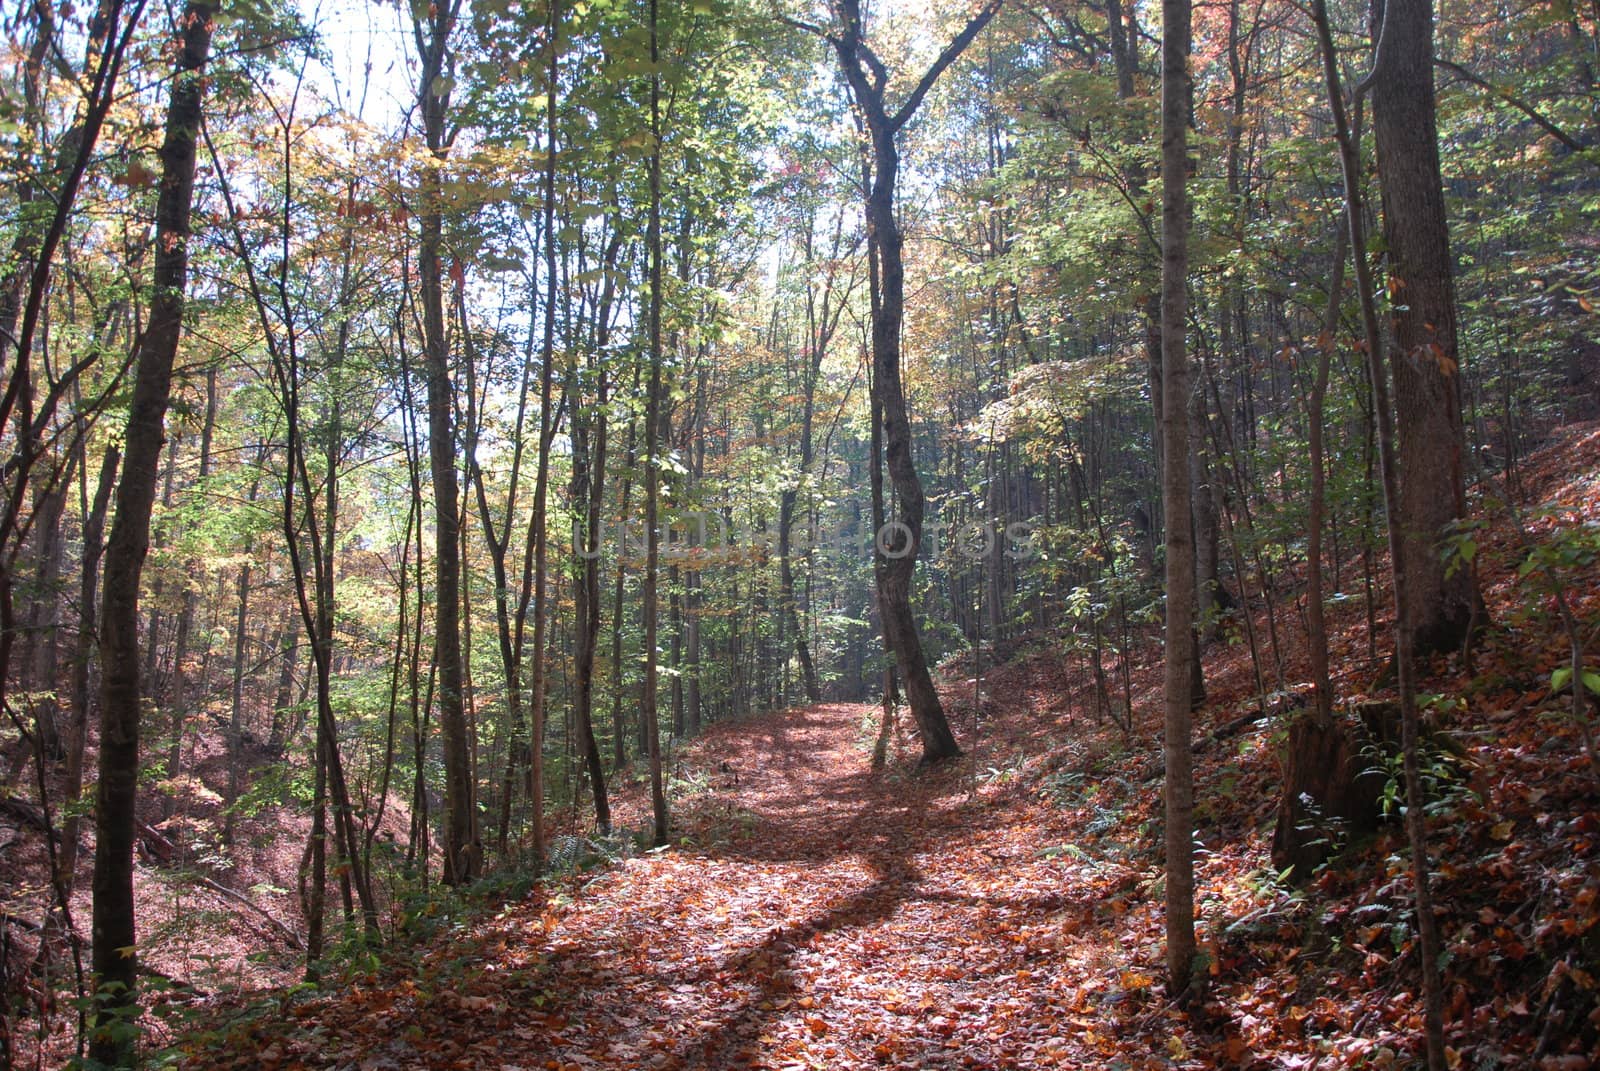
248;701;1185;1070
168;423;1600;1070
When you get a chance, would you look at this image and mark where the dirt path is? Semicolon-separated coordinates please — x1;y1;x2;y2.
244;701;1171;1070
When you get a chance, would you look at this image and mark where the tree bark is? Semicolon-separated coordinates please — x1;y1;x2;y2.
642;0;669;846
824;0;997;763
1368;0;1482;658
413;0;478;884
1160;0;1199;1000
1314;3;1449;1062
61;443;118;890
90;5;215;1062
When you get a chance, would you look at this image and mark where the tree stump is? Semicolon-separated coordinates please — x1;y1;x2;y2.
1270;707;1392;879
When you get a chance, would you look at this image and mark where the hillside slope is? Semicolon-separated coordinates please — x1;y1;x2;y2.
180;423;1600;1070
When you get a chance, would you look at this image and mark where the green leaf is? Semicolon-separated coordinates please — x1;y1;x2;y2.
1551;666;1573;692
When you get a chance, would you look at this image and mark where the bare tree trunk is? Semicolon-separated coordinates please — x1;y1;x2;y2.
1160;0;1199;1000
163;365;216;820
683;370;706;734
90;7;215;1061
642;0;669;846
304;731;327;974
571;232;623;832
413;0;477;885
521;0;563;867
1368;0;1482;658
572;399;612;833
60;443;118;890
822;0;997;763
1306;224;1347;726
1313;4;1448;1062
23;471;70;762
224;461;264;847
609;395;638;771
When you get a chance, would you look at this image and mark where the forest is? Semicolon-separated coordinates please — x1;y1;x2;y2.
1;0;1597;1066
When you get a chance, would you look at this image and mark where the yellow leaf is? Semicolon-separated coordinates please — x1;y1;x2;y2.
1119;969;1154;990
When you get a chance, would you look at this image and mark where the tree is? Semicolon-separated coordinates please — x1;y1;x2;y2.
1313;1;1449;1062
1368;0;1483;657
91;3;216;1061
412;0;479;885
637;0;672;847
0;0;145;744
1158;0;1198;1001
810;0;999;764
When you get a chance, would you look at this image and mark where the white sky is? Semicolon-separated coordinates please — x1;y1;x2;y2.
302;0;418;131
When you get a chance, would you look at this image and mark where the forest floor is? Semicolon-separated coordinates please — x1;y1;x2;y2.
171;422;1598;1070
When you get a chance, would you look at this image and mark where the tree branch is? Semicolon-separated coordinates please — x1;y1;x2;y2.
889;0;1005;133
1434;58;1587;154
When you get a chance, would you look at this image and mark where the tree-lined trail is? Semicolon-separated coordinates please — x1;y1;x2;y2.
211;694;1199;1070
156;422;1600;1070
7;0;1600;1061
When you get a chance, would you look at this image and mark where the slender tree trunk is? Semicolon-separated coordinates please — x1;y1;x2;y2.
478;305;535;857
683;371;706;734
266;613;295;756
609;402;637;771
1313;5;1448;1062
522;0;563;867
304;732;327;973
24;473;70;761
414;0;477;884
642;0;669;846
90;7;215;1061
826;0;996;763
1160;0;1199;1000
1306;224;1347;726
223;463;264;847
60;443;118;890
572;376;611;833
164;365;216;819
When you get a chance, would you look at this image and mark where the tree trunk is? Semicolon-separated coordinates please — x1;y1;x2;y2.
90;6;215;1061
60;443;118;890
1368;0;1482;658
24;472;70;761
609;402;637;771
524;0;563;867
1313;3;1449;1061
826;0;997;763
1160;0;1199;1000
163;365;217;820
572;372;611;833
683;370;706;734
642;0;669;846
1306;224;1347;726
223;464;264;848
414;0;477;884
